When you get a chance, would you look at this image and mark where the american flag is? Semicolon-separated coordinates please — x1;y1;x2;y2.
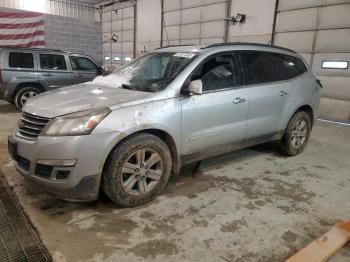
0;11;45;48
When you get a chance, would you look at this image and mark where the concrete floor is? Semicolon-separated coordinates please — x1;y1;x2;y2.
0;100;349;262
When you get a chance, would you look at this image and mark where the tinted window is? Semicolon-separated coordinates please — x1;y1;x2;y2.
70;56;97;71
270;53;290;81
195;54;242;92
9;52;34;68
284;55;307;78
40;54;67;70
272;53;307;79
240;51;277;85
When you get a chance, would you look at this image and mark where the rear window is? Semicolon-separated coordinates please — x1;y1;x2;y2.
40;54;67;70
9;52;34;68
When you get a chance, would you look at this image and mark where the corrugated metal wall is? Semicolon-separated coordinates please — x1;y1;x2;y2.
162;0;228;46
228;0;275;44
101;1;135;69
274;0;350;122
0;0;96;21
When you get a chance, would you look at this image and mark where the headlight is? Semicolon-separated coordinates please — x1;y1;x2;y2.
41;108;111;136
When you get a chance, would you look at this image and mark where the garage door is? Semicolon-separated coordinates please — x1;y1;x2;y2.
162;0;228;46
102;2;135;69
273;0;350;123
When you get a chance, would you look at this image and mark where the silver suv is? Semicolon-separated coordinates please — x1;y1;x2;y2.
8;43;321;207
0;47;105;109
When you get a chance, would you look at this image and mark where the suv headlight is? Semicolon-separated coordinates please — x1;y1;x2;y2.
41;108;111;136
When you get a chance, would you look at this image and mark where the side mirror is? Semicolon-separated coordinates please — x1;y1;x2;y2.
187;79;203;95
97;66;108;76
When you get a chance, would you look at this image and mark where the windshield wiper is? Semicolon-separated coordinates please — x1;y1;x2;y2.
121;84;137;90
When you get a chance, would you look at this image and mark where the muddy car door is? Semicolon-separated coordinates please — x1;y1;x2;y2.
181;52;249;162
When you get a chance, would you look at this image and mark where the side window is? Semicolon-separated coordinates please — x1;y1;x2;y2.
272;53;307;79
196;54;242;92
40;54;67;70
9;52;34;68
283;54;307;78
271;53;291;81
70;56;98;71
240;51;277;85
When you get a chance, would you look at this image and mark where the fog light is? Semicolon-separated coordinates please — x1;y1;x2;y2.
56;170;70;179
36;159;76;167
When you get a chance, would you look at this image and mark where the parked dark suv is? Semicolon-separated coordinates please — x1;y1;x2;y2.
0;47;105;109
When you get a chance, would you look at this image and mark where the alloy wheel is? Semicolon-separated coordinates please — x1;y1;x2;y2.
291;119;307;149
20;91;38;107
120;148;163;196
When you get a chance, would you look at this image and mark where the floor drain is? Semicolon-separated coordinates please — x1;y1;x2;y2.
0;173;51;262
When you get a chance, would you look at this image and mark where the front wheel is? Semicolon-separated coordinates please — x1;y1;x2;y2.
102;133;172;207
279;111;312;156
14;87;41;110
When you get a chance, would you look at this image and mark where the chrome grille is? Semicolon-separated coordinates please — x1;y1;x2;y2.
17;112;50;139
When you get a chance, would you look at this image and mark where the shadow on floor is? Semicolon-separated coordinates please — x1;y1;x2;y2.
0;103;18;113
26;143;283;212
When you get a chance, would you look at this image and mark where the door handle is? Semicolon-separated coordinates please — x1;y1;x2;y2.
42;73;52;77
73;74;81;78
233;97;246;104
279;90;288;97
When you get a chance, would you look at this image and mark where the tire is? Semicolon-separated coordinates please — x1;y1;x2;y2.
279;111;312;156
102;133;172;207
14;86;41;110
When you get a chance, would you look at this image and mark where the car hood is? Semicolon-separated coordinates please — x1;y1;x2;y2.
23;83;154;118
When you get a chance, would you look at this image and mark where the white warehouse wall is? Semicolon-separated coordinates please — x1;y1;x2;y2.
100;0;277;69
136;0;161;56
229;0;276;44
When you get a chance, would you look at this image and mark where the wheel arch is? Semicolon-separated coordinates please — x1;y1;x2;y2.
102;128;181;180
295;104;314;126
12;82;45;100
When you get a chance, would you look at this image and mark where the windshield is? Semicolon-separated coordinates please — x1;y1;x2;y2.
93;52;198;92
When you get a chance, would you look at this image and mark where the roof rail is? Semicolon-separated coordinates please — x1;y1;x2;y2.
155;44;197;50
202;42;296;54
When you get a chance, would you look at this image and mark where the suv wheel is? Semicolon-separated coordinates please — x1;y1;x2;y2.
279;111;312;156
15;87;41;110
102;133;172;207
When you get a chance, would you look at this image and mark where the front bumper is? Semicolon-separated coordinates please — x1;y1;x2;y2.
8;131;120;201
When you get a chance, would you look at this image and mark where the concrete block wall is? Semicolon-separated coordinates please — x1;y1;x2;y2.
44;14;103;64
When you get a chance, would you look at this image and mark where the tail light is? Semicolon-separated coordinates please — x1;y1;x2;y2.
0;69;3;84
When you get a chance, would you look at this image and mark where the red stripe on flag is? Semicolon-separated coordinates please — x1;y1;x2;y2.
0;21;44;29
0;12;42;18
0;30;45;40
0;40;45;48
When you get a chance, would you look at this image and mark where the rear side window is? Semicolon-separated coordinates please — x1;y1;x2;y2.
283;54;307;78
272;53;307;79
239;51;278;85
70;56;97;71
40;54;67;70
9;52;34;68
240;51;308;85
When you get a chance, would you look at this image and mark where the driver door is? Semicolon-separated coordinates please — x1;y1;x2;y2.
181;52;249;162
